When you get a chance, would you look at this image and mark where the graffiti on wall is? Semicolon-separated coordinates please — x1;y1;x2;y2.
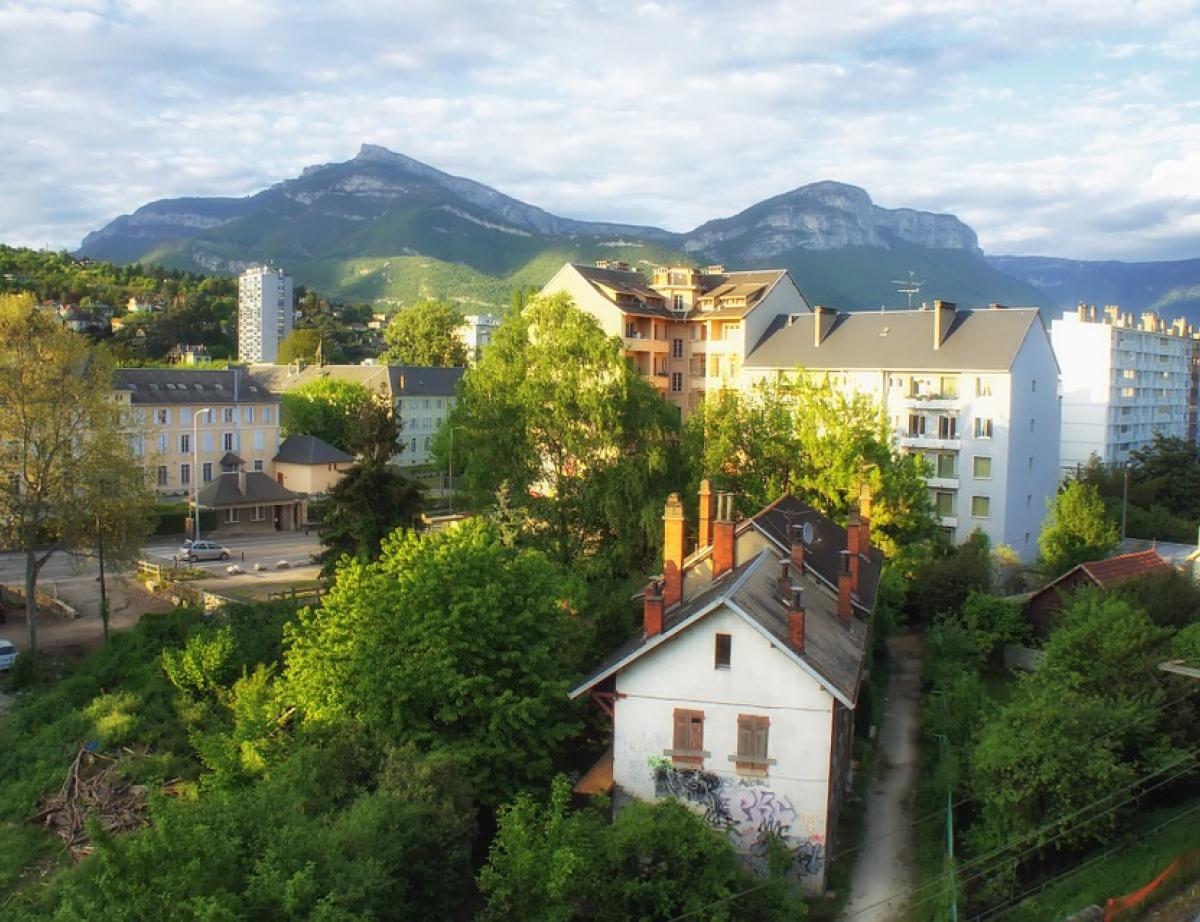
649;760;826;878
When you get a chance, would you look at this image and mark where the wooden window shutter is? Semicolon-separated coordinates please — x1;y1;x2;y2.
688;713;704;752
753;718;769;760
737;715;754;758
673;710;690;751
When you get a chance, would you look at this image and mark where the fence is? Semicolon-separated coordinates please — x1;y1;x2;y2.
266;585;325;607
1103;846;1200;920
136;560;232;612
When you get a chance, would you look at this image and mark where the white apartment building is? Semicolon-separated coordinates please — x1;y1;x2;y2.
238;266;294;364
1052;305;1198;472
458;313;503;363
114;368;282;497
743;301;1062;560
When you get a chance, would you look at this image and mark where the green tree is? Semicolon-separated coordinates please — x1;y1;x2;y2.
317;460;424;575
904;531;993;623
1128;434;1200;521
382;299;468;366
684;376;934;555
285;519;587;805
0;294;155;650
438;293;681;578
1038;480;1119;578
275;328;325;365
280;377;375;453
480;775;804;922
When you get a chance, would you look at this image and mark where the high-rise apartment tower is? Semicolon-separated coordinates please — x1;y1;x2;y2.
238;266;294;364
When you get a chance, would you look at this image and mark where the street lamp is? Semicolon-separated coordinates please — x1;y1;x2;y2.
193;407;213;544
448;425;465;513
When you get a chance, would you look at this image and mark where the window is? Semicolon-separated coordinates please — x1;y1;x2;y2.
908;414;926;436
939;376;959;399
424;436;432;451
975;377;992;397
156;465;168;486
202;462;213;482
224;508;239;524
714;633;731;669
244;406;254;423
672;338;684;359
181;408;193;425
203;433;213;453
1026;493;1032;508
262;407;273;423
1123;368;1136;380
1029;417;1035;432
157;434;168;454
180;463;190;485
973;456;992;479
1028;456;1034;471
410;437;417;452
223;407;234;423
223;432;234;451
937;415;957;439
254;430;264;450
253;460;264;472
673;294;684;311
251;506;266;522
936;454;956;478
670;709;706;766
934;491;955;517
671;372;683;393
156;409;170;424
735;715;772;774
424;399;431;409
971;495;991;518
1031;379;1037;393
974;417;993;439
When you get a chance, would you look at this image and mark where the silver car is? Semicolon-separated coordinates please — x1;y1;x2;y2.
0;639;17;671
180;540;231;562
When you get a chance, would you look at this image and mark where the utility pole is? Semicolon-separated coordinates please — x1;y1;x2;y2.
96;512;109;641
1120;461;1130;540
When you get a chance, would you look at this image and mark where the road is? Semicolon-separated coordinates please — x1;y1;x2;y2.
840;631;923;922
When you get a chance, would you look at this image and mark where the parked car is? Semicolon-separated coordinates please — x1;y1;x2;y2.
179;540;231;562
0;639;17;671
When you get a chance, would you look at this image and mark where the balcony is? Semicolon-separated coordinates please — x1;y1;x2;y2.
938;515;959;529
650;372;670;390
902;394;960;410
624;334;668;353
899;435;962;451
928;476;960;489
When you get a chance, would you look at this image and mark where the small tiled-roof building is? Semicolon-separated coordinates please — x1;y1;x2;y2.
1025;549;1171;637
273;435;353;495
571;483;881;892
195;467;306;534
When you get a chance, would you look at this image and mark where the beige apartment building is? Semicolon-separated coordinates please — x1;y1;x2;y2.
541;262;812;417
114;367;282;497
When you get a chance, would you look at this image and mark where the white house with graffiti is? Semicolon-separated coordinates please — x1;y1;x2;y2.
571;484;881;892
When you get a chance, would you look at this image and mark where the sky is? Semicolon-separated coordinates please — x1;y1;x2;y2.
1;0;1199;261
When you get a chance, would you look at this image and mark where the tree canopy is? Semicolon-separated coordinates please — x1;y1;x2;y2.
1038;480;1119;578
275;328;325;365
382;299;468;367
0;293;155;649
285;519;587;805
316;459;424;575
683;376;935;555
280;377;377;454
437;292;682;579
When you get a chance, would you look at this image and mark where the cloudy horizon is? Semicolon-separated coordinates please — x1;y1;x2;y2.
1;0;1198;262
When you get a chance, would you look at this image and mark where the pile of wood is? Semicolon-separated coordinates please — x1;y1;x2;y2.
30;745;152;859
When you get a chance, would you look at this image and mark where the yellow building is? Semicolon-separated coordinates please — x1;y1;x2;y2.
540;262;811;417
272;434;354;495
114;367;282;497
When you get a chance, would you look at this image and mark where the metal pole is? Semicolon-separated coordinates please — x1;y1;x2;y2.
1121;462;1129;541
97;512;108;641
193;407;212;544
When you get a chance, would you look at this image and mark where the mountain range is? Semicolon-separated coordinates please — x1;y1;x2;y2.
79;144;1200;320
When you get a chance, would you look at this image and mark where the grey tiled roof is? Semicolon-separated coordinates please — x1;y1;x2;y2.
248;363;464;399
196;471;305;507
274;434;353;465
570;549;869;708
115;368;275;404
744;306;1043;372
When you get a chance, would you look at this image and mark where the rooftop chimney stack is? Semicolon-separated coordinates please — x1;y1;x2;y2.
933;300;957;350
644;580;664;637
790;522;806;573
837;550;854;625
662;493;685;609
698;479;715;550
777;558;791;599
814;305;835;347
788;587;806;654
712;492;736;579
847;511;861;593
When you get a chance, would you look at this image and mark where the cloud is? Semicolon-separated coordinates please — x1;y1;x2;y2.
0;0;1198;261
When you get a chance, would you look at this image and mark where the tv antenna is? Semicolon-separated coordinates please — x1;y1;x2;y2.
892;271;923;309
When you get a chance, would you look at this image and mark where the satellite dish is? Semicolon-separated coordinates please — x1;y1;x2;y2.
801;522;814;546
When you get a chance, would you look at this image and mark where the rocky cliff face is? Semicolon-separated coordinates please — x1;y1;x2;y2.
683;181;980;260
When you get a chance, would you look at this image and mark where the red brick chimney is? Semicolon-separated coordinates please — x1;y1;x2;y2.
712;492;736;579
697;479;715;550
644;580;664;637
790;522;805;573
788;587;806;654
837;550;853;625
777;557;792;598
847;511;861;593
662;493;685;609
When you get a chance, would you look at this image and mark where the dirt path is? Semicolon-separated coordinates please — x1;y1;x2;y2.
0;576;171;658
840;631;923;922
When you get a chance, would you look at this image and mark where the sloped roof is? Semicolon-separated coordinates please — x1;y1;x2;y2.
274;434;353;465
248;363;464;399
570;550;869;708
744;306;1044;372
115;368;274;405
1079;549;1171;587
196;471;305;507
572;264;674;319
